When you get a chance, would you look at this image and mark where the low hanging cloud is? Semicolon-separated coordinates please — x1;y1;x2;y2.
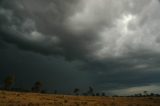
1;0;160;94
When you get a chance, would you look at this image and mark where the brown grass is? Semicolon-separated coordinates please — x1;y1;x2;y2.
0;90;160;106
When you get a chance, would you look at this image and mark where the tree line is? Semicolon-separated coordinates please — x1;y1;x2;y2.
0;75;106;96
0;75;43;93
1;75;160;97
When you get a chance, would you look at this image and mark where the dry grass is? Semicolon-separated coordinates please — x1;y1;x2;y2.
0;90;160;106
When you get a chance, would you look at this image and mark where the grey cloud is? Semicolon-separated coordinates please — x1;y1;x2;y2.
0;0;99;60
1;0;160;60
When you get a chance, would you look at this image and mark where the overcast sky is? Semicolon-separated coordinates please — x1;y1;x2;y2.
0;0;160;95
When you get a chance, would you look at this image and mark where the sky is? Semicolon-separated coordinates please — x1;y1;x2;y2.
0;0;160;95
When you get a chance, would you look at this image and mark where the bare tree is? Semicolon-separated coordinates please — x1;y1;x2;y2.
4;75;15;90
87;86;94;96
32;81;43;92
102;92;106;96
73;88;80;95
143;91;148;96
96;93;100;96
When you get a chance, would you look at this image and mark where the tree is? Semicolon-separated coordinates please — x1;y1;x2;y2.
143;91;148;96
150;93;155;96
54;90;57;94
96;93;100;96
102;92;106;96
4;75;15;90
87;86;94;96
32;81;43;92
73;88;80;95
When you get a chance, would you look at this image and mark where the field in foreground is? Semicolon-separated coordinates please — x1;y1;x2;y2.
0;91;160;106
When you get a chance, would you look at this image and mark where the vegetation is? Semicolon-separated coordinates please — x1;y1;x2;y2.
3;75;15;90
31;81;43;92
87;86;94;96
0;75;160;98
0;75;160;105
73;88;80;95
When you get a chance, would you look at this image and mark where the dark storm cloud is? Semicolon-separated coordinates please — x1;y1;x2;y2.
1;0;160;60
0;0;99;60
1;0;160;95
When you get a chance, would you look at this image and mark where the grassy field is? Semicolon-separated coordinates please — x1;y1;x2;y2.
0;90;160;106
